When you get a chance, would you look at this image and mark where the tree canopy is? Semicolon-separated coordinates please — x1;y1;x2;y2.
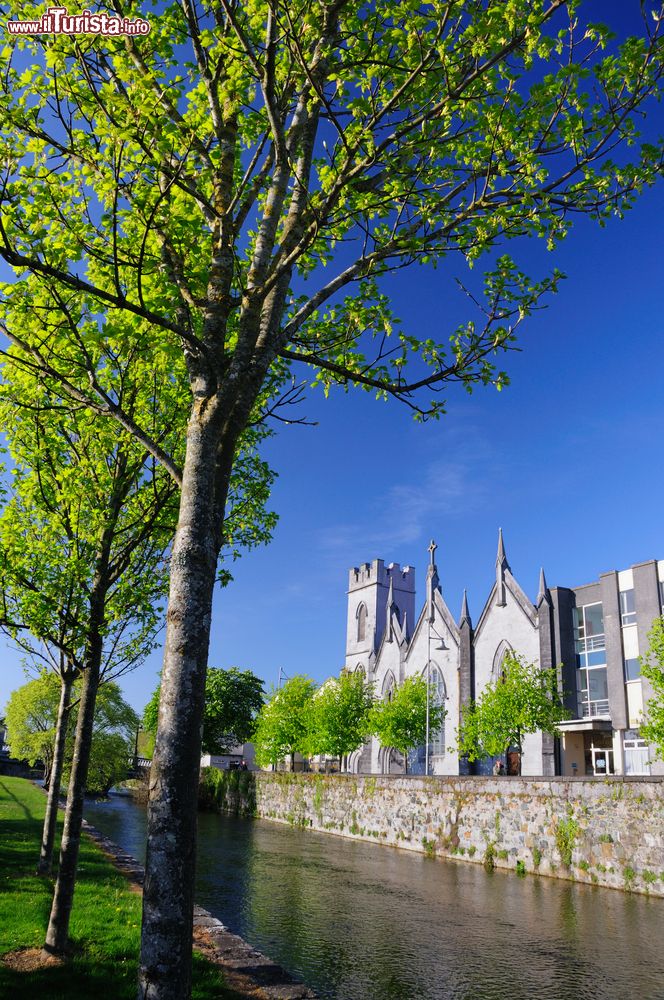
457;652;568;769
307;670;374;763
370;674;445;766
253;675;317;767
640;617;664;761
4;672;139;795
4;671;62;783
143;666;264;755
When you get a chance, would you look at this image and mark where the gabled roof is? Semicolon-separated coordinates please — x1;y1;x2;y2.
406;586;460;659
474;569;538;638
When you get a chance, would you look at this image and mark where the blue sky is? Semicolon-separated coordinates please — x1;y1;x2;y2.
1;2;663;714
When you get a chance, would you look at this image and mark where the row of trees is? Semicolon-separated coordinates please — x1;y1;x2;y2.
250;653;571;775
0;2;662;996
11;637;664;782
252;671;445;770
7;639;664;797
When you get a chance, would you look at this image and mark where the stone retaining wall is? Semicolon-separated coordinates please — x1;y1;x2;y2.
251;773;664;896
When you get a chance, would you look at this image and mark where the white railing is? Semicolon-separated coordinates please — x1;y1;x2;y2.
577;634;605;653
581;700;610;718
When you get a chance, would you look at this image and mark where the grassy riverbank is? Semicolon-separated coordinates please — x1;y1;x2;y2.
0;776;243;999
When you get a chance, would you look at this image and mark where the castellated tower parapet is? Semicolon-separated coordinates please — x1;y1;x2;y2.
345;559;416;674
348;559;415;593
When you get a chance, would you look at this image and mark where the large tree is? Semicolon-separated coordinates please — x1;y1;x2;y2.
370;674;445;773
3;670;66;788
0;354;274;933
640;617;664;760
0;3;662;995
253;674;317;768
0;367;179;886
143;666;265;755
307;671;374;770
456;652;568;774
4;672;140;797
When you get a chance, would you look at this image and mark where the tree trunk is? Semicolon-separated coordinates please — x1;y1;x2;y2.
37;669;75;875
137;406;227;1000
43;654;101;954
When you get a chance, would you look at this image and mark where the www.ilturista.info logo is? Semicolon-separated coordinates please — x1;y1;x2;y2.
7;6;151;34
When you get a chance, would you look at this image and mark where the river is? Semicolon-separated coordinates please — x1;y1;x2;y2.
84;794;664;1000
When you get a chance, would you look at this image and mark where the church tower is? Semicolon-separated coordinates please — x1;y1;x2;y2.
345;559;416;677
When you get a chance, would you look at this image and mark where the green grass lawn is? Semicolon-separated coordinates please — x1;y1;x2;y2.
0;776;242;999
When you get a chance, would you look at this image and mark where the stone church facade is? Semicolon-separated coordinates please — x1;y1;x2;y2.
343;534;664;777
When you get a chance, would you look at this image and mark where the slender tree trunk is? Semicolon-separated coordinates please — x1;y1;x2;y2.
137;407;227;1000
42;755;52;790
43;653;101;954
37;669;75;875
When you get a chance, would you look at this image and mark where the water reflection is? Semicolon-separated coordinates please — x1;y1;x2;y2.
85;796;664;1000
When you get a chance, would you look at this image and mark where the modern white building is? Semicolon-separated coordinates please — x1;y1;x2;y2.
343;535;664;777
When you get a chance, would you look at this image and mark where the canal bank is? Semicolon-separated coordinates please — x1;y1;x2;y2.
86;790;664;1000
81;815;316;1000
200;770;664;896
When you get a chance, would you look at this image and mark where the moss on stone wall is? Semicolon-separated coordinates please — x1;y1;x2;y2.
199;767;256;817
243;772;664;897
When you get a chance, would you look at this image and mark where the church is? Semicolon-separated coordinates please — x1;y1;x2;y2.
342;533;664;777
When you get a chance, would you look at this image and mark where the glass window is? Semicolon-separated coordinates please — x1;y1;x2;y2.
624;731;650;775
579;666;610;717
588;669;609;701
382;673;395;702
584;603;604;637
619;589;636;626
659;579;664;611
624;657;641;681
429;665;446;755
356;603;367;643
574;603;606;670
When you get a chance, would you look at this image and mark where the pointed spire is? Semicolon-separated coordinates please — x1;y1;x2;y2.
459;589;472;628
537;567;551;607
495;528;508;607
496;527;510;570
385;573;395;642
426;538;441;622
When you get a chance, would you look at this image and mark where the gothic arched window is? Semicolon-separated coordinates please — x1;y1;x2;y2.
425;663;446;754
382;671;396;702
492;640;514;683
356;603;367;643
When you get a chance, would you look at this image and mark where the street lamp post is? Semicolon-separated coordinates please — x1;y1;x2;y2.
425;537;447;778
425;628;431;776
425;539;437;777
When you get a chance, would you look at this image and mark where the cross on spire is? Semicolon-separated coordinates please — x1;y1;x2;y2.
428;539;437;566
